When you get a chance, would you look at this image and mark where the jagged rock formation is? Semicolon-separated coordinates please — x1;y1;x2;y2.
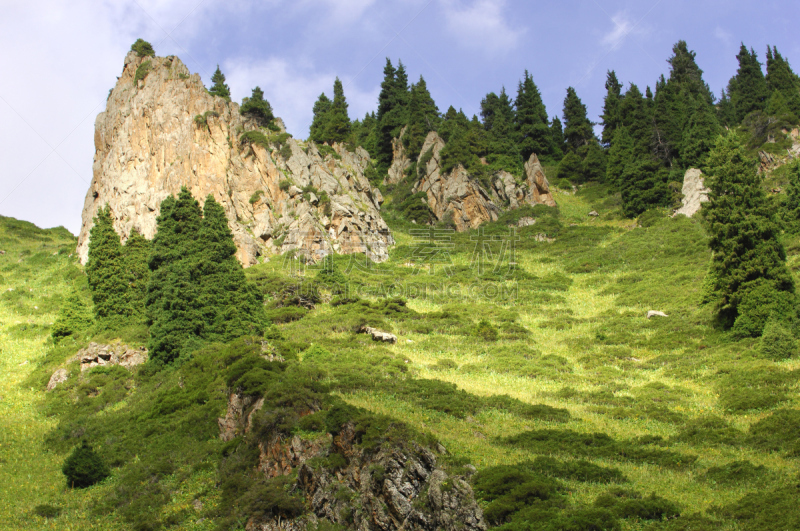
385;127;411;185
46;342;148;391
77;52;393;266
674;168;709;218
220;394;487;531
394;131;556;231
758;128;800;174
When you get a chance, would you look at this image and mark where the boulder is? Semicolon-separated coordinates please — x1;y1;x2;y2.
46;368;68;391
588;210;599;217
72;342;148;372
517;217;536;227
361;326;398;344
647;310;669;319
673;168;709;218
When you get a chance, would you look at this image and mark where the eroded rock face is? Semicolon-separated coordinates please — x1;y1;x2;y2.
385;126;411;185
223;394;486;531
72;342;148;372
77;52;393;266
673;168;709;218
408;131;556;231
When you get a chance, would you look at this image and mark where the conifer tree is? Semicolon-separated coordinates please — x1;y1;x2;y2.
404;76;440;160
324;78;351;144
439;107;474;174
619;84;652;157
782;162;800;234
52;289;93;342
481;88;522;174
765;46;800;117
728;44;768;122
208;65;231;100
240;87;275;127
681;96;721;168
703;133;795;336
86;206;129;321
619;158;669;217
601;70;624;145
515;71;554;161
375;59;410;171
130;38;155;58
309;93;332;144
123;229;150;319
146;189;204;364
196;196;264;342
550;116;565;156
605;128;634;189
562;87;594;150
356;111;378;158
717;89;736;127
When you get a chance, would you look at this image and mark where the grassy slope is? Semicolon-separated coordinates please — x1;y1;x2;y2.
2;177;799;529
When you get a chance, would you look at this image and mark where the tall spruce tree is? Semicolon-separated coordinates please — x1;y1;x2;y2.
208;65;231;100
601;70;624;145
703;133;795;336
196;196;264;342
782;162;800;234
404;76;440;160
562;87;594;150
717;89;736;127
765;46;800;117
619;158;669;217
515;71;554;161
728;44;768;122
309;93;332;144
550;116;566;156
681;96;721;168
325;78;351;144
375;59;410;171
481;88;522;174
605;127;634;189
86;206;129;321
123;229;150;319
146;189;204;364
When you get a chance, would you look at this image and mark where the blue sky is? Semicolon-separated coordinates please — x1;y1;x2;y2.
1;0;798;234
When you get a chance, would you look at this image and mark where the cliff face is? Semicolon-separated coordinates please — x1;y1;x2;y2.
77;52;393;266
399;131;556;231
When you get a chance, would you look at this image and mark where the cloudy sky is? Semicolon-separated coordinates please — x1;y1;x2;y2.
1;0;797;234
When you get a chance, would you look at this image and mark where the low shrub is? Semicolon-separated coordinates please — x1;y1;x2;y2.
595;488;680;520
133;60;152;85
747;408;800;455
250;190;265;205
475;319;499;341
759;318;797;360
33;504;60;518
700;460;769;487
62;441;110;488
672;416;743;446
130;38;155;57
279;179;291;192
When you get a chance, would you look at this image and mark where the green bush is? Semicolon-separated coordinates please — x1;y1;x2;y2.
33;504;60;518
62;441;110;488
249;190;265;205
130;38;155;57
700;460;769;487
51;290;93;342
279;179;291;192
133;60;152;85
759;318;797;360
747;408;800;455
475;319;499;341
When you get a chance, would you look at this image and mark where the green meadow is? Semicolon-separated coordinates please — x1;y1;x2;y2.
2;181;799;529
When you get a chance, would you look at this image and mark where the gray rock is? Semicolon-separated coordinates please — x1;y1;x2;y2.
673;168;709;218
72;342;148;372
588;210;599;217
517;217;536;227
361;326;398;344
46;368;68;391
647;310;669;319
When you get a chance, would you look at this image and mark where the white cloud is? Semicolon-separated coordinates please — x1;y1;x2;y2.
600;11;646;50
440;0;523;54
714;26;732;46
224;57;380;138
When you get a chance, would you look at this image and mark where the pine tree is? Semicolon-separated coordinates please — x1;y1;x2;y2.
765;46;800;117
729;44;768;122
356;111;378;158
515;71;554;161
86;206;129;321
562;87;594;150
324;78;351;144
580;141;607;182
481;88;522;174
619;158;669;217
208;65;231;100
240;87;275;127
123;229;150;319
62;442;110;489
146;189;204;364
439;107;474;174
605;127;635;190
404;76;440;160
782;162;800;233
717;89;736;127
309;93;332;144
375;59;409;171
196;196;264;342
550;116;565;156
130;38;155;58
681;96;721;168
601;70;624;145
703;132;795;336
52;289;93;342
619;84;651;157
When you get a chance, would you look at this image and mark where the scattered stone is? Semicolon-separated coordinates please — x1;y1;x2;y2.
588;210;599;217
673;168;709;218
534;233;555;243
647;310;669;319
0;250;5;255
47;368;68;391
360;326;397;344
517;217;536;227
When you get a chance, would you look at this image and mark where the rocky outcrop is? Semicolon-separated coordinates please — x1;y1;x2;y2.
360;326;398;344
77;52;393;266
72;342;148;372
405;131;556;231
223;394;486;531
46;368;68;391
385;126;411;185
673;168;709;218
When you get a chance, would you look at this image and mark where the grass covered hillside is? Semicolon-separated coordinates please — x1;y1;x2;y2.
3;173;800;530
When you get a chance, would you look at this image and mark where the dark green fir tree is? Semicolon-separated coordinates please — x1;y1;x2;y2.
601;70;624;145
562;87;594;150
85;206;129;322
515;71;554;162
208;65;231;100
309;93;332;144
240;86;275;127
324;77;351;144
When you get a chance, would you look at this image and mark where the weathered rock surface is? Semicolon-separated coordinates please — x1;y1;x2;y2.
385;126;411;185
673;168;709;218
361;326;398;344
647;310;669;319
404;131;556;231
46;368;68;391
72;342;148;372
77;52;393;266
224;394;486;531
